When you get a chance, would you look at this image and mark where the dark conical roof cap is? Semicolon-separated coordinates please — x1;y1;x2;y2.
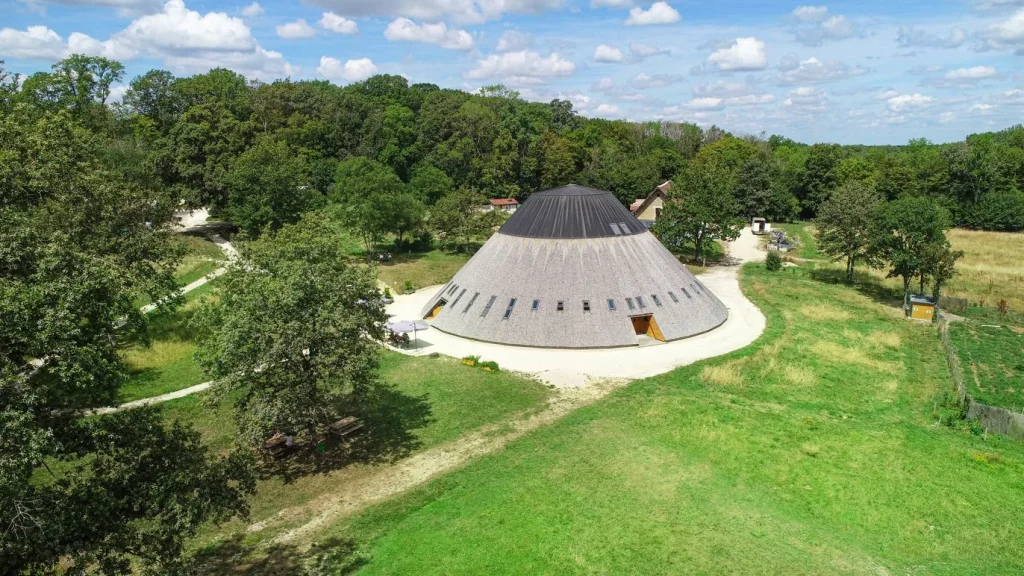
498;184;647;239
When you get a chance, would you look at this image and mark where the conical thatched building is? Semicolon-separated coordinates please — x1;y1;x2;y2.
420;185;728;348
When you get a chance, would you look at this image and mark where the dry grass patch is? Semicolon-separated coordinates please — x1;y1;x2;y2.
810;341;903;373
800;304;852;322
700;363;745;387
783;365;816;387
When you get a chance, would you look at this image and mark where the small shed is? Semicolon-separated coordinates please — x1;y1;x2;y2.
909;295;936;321
751;217;771;235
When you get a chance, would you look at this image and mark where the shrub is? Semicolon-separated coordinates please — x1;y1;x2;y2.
765;251;783;272
461;355;480;366
479;360;500;372
383;287;392;299
403;280;415;293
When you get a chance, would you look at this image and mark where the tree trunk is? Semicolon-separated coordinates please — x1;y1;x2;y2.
902;275;912;316
846;255;854;283
919;273;926;296
695;233;704;267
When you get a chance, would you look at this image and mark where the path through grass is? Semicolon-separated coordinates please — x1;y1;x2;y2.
304;264;1024;575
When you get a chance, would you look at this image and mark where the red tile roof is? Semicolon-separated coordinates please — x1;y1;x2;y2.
489;198;519;206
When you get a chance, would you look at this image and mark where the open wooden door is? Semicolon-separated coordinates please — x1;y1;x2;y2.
631;314;665;342
425;299;447;319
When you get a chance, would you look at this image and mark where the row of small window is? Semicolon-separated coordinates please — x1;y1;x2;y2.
443;279;711;320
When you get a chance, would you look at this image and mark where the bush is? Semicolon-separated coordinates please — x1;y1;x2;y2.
964;191;1024;232
478;360;500;372
403;280;415;293
383;287;392;299
461;355;480;366
765;251;783;272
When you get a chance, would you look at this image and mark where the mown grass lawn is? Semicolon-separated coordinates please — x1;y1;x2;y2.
119;282;218;403
310;264;1024;575
376;250;471;292
169;351;551;554
949;320;1024;411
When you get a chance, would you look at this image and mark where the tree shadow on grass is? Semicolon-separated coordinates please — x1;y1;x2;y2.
193;533;366;575
808;267;905;311
259;383;434;483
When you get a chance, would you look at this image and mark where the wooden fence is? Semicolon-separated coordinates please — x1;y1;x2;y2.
938;314;1024;440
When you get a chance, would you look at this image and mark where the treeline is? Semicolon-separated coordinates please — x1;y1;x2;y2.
4;55;1023;241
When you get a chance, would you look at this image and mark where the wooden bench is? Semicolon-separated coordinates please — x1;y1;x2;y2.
329;416;364;438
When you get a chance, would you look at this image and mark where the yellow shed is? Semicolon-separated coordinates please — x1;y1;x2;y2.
909;295;936;321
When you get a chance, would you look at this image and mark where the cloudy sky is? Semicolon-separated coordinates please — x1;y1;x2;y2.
3;0;1023;144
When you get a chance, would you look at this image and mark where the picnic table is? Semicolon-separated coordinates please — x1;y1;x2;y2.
263;433;295;458
329;416;364;438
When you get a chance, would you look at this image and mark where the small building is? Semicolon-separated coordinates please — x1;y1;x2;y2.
482;198;519;214
630;181;672;226
909;295;936;321
751;217;771;235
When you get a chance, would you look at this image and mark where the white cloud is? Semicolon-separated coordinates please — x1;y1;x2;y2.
384;18;474;50
276;19;316;39
728;94;776;106
969;103;996;113
783;86;829;112
304;0;566;25
706;37;767;71
792;5;828;22
896;26;966;49
317;56;378;82
975;8;1024;51
241;2;263;18
0;25;67;59
496;30;531;52
776;56;868;85
994;88;1024;105
62;0;295;78
630;72;682;89
107;84;129;103
16;0;163;17
466;50;575;81
788;6;862;46
629;42;669;59
887;93;933;112
319;12;358;34
593;44;625;63
593;77;615;91
875;88;901;100
625;2;681;26
595;103;622;115
685;97;725;110
945;66;996;80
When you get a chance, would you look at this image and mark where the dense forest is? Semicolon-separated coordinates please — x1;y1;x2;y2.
3;55;1024;240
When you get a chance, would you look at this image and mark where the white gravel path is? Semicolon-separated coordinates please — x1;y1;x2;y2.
384;228;767;388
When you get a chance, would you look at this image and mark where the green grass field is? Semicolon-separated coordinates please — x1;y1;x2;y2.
949;320;1024;410
119;282;218;403
774;222;824;260
293;264;1024;575
174;352;551;557
376;250;471;292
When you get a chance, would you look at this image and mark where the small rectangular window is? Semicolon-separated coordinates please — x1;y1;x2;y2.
464;292;479;312
668;291;679;303
481;295;497;317
636;296;646;309
608;299;616;311
531;299;540;311
651;294;662;307
583;300;591;312
503;298;517;320
556;301;564;312
618;222;629;232
451;288;467;308
690;283;701;295
626;297;636;311
448;284;458;295
610;223;622;235
681;287;691;299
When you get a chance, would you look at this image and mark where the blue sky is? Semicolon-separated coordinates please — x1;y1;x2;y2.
3;0;1023;144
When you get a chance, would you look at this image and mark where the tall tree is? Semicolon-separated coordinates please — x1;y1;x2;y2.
798;143;844;217
653;160;744;264
226;137;316;237
816;181;882;282
869;196;951;313
0;107;253;574
123;69;179;131
193;215;387;449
